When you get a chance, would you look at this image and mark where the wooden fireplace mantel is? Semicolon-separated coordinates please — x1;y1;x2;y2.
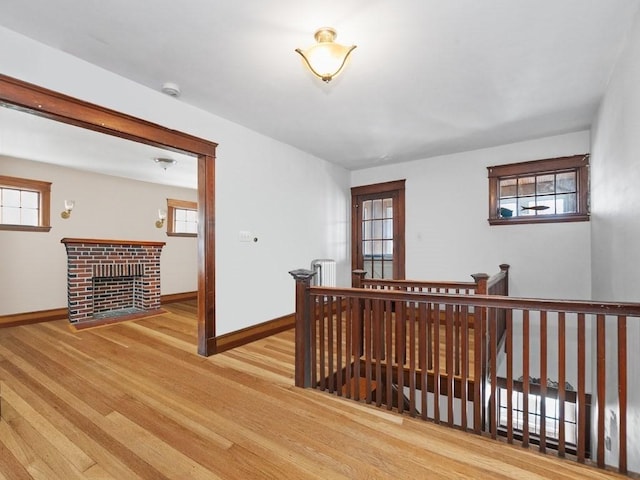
61;238;166;247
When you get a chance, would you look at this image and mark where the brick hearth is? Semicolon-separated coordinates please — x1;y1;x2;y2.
61;238;166;325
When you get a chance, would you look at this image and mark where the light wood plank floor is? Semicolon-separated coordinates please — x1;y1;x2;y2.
0;301;626;479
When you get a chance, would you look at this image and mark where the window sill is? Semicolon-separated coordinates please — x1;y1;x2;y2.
166;232;197;238
488;214;589;226
0;224;52;232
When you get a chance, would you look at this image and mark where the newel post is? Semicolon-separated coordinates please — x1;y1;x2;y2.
289;269;316;388
499;264;510;296
352;269;367;288
471;272;489;295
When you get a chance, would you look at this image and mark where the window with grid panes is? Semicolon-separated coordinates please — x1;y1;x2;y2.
0;175;51;232
362;197;394;279
497;384;590;457
487;155;589;225
166;198;197;237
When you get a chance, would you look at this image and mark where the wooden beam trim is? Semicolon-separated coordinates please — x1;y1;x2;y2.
60;238;166;247
0;74;217;356
197;154;216;356
0;74;217;156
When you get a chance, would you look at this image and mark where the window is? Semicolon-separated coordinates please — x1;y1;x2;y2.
166;198;197;237
497;383;591;457
487;155;589;225
362;197;394;269
0;175;52;232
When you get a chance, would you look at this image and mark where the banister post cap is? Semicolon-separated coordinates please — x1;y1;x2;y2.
289;269;316;281
471;273;490;281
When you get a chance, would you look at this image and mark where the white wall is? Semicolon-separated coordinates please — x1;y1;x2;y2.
351;131;594;397
0;26;351;334
591;7;640;472
351;131;592;300
0;156;198;315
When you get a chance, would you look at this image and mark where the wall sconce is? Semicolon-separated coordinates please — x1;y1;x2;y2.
60;200;75;219
295;28;357;82
155;208;167;228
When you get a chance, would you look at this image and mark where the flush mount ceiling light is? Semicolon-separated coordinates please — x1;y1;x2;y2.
295;28;357;82
161;82;181;97
154;157;177;170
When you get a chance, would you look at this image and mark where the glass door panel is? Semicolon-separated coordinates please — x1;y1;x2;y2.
363;197;393;279
352;180;405;283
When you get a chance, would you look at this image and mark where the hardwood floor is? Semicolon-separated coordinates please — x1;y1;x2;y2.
0;301;626;479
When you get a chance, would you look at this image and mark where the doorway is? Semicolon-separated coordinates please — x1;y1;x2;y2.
351;180;405;282
0;74;217;356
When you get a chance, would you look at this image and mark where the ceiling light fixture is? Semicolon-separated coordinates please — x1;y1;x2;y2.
154;157;177;170
295;28;356;82
161;82;181;97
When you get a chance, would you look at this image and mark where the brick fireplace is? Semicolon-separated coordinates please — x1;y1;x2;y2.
61;238;166;326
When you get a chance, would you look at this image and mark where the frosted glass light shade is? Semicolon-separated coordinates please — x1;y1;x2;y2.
61;199;75;219
296;28;356;82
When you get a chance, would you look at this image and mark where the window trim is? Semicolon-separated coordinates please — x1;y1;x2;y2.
496;378;592;458
487;154;589;226
166;198;197;237
0;175;52;232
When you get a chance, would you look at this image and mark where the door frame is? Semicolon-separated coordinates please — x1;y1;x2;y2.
351;179;406;283
0;73;218;356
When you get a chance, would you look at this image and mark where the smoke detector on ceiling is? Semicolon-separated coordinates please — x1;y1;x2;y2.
161;82;181;97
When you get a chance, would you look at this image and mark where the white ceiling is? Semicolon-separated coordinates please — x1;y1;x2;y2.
1;0;639;187
0;107;197;188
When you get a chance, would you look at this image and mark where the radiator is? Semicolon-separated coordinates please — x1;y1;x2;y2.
310;259;336;287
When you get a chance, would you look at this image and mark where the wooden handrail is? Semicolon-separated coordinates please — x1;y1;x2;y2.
291;263;635;476
362;278;478;290
308;287;640;316
359;265;509;296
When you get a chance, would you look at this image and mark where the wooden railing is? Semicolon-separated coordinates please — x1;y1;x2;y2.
289;268;638;476
354;264;510;295
354;265;509;386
